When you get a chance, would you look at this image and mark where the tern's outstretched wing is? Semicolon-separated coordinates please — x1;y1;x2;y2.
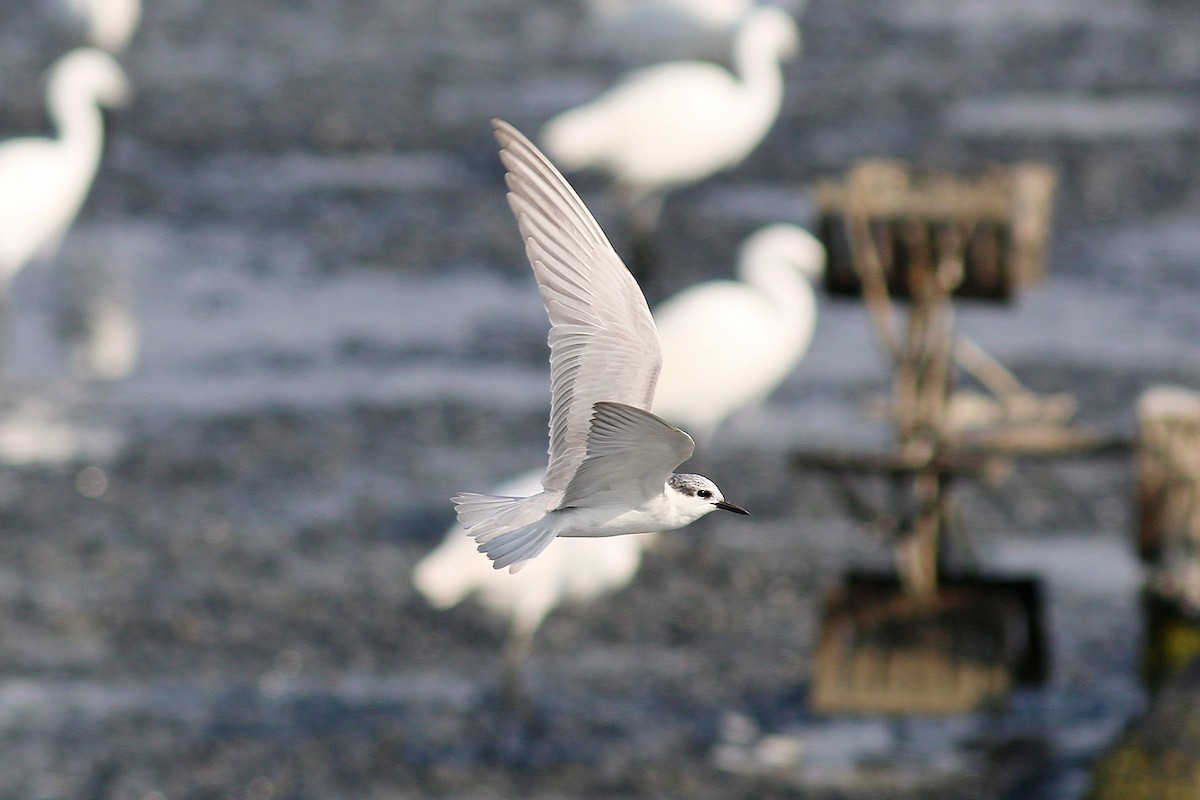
493;119;662;494
560;402;694;509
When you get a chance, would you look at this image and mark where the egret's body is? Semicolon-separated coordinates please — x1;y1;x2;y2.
421;223;820;683
541;6;798;201
452;121;748;577
653;224;824;437
418;468;650;679
421;470;649;629
0;49;130;285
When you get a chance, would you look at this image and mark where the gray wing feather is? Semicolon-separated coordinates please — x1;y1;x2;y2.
560;401;694;508
493;120;662;494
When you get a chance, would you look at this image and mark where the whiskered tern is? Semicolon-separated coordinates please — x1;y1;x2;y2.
452;120;748;573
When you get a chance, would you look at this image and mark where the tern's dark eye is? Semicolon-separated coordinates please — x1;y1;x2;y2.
697;489;713;499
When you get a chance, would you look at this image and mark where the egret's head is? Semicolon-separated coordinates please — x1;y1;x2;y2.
51;48;132;108
738;224;826;282
740;6;800;61
667;473;750;519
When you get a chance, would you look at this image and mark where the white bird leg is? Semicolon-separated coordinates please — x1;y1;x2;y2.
501;623;537;708
625;191;665;285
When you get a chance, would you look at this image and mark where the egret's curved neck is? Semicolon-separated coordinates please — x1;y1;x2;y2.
47;74;104;164
731;26;786;113
746;260;817;367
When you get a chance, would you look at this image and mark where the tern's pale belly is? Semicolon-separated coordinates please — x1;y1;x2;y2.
554;494;704;538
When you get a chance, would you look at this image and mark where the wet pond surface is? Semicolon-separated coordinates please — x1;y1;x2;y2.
0;0;1199;796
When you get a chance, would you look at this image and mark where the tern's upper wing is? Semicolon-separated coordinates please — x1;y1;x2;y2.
493;119;662;494
560;402;694;509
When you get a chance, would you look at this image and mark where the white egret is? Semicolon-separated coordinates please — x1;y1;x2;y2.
653;223;825;440
542;5;798;281
417;222;824;691
0;48;131;288
416;468;652;694
540;5;799;205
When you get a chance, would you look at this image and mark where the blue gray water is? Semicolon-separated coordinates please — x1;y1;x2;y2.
0;0;1196;797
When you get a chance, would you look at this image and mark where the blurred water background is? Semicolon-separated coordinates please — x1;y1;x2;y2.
0;0;1198;797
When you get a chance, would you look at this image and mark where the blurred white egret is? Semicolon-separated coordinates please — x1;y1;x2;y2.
540;5;799;206
653;224;825;440
66;0;142;53
415;469;652;695
0;48;131;287
415;222;824;692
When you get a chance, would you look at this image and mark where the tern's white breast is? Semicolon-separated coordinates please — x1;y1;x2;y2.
556;487;706;537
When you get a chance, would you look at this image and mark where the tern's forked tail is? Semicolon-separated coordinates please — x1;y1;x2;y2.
451;491;558;573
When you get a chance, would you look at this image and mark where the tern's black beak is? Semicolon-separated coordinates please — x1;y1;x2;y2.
715;500;750;516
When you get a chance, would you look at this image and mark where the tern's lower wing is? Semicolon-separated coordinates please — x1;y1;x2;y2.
559;401;694;509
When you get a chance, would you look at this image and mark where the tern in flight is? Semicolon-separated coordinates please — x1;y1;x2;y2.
452;120;749;573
